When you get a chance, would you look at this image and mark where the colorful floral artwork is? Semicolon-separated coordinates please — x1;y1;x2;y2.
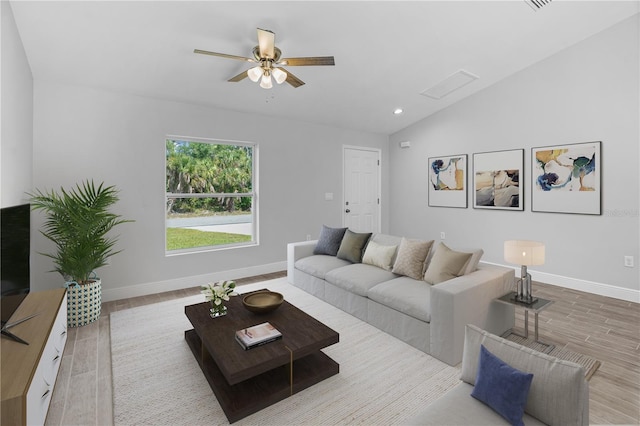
430;157;465;191
428;154;468;208
532;142;601;215
535;148;596;191
473;149;524;210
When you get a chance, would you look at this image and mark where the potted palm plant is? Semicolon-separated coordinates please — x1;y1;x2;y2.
29;180;132;327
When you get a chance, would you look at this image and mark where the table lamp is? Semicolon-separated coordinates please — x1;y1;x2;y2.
504;240;545;304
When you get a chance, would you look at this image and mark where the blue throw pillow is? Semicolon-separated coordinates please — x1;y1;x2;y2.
313;225;347;256
471;345;534;426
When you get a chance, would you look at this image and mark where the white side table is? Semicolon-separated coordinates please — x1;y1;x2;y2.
495;292;555;353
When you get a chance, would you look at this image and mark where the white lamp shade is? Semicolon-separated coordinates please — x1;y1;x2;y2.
259;73;273;89
247;66;262;82
271;67;287;84
504;240;545;266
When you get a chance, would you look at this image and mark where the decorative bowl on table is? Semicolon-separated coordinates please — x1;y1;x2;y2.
242;291;284;314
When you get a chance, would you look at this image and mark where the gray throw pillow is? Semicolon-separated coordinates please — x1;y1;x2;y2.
313;225;347;256
337;229;372;263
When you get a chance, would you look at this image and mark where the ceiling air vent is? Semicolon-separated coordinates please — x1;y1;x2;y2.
420;70;479;100
525;0;552;11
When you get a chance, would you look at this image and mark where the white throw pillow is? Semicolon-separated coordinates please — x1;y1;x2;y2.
362;240;398;271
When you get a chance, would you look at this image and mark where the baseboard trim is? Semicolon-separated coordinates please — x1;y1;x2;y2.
101;261;287;302
104;260;639;304
485;262;640;303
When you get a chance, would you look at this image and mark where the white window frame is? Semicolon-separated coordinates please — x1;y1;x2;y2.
165;135;259;256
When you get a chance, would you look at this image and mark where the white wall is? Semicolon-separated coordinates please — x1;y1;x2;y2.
12;4;638;302
0;0;33;207
389;15;639;301
31;81;388;299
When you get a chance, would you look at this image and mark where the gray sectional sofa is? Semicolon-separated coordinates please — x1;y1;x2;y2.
409;324;589;425
287;229;516;366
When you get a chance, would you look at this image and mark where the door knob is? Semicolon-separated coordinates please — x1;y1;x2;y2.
345;209;351;213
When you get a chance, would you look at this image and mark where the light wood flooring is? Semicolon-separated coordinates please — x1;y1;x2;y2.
44;274;639;425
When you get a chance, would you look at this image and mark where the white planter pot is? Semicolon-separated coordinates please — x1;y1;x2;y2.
66;279;102;327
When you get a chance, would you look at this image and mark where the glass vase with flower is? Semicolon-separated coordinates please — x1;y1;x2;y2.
201;280;237;318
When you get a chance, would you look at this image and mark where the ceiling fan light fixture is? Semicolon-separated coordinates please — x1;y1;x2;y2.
195;28;334;89
272;67;287;85
247;66;262;82
260;73;273;89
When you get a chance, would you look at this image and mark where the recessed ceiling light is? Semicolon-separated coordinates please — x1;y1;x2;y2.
393;108;404;115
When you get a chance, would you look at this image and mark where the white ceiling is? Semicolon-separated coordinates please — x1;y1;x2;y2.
9;1;640;135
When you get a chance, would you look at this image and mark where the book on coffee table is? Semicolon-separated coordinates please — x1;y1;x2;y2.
235;322;282;350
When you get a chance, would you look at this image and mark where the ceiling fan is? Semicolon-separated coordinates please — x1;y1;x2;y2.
194;28;335;89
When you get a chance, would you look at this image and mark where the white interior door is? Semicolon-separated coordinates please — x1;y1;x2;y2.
343;147;381;233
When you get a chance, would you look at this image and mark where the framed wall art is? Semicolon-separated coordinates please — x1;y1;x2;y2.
531;141;601;215
428;154;467;208
473;149;524;210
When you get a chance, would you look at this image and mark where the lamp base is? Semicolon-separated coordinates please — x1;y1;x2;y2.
515;267;537;305
514;294;539;305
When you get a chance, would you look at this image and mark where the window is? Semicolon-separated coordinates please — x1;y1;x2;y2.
165;137;257;254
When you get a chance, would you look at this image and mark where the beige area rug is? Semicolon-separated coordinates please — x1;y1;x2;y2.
110;278;460;425
504;334;601;381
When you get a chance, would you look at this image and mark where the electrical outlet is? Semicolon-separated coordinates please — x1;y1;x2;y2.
440;232;445;240
306;234;311;241
624;256;634;268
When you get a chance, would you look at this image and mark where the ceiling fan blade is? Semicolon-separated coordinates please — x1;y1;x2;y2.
228;70;249;82
257;28;276;59
278;56;335;66
194;49;255;63
279;67;305;88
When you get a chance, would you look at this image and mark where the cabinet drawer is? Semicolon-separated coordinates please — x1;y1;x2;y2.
25;356;54;426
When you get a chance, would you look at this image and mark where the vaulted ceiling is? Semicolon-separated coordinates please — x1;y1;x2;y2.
9;1;639;135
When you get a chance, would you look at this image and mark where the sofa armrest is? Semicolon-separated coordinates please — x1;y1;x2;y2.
429;264;515;366
287;240;318;283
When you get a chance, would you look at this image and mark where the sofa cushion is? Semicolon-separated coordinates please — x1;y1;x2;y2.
325;263;397;297
337;229;372;263
471;345;533;426
424;242;472;284
392;238;434;280
461;325;588;426
313;225;347;256
406;382;545;426
295;255;351;280
367;277;432;322
362;240;398;271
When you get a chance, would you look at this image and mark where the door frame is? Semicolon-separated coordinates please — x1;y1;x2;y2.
342;145;382;233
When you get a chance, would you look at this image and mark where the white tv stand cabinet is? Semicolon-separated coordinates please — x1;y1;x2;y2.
1;288;67;425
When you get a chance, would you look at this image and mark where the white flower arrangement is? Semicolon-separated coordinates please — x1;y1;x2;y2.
201;280;237;306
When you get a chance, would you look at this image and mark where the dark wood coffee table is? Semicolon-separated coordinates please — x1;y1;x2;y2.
184;289;339;423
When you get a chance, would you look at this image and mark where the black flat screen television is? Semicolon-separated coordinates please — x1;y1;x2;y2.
1;203;31;325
